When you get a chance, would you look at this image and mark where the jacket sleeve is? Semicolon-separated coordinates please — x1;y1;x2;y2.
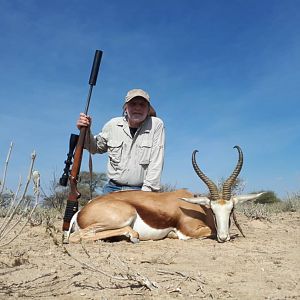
84;124;109;154
142;119;165;191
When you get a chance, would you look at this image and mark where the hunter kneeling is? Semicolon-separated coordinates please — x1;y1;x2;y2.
77;88;165;194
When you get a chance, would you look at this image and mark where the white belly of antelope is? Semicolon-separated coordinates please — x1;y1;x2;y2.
132;213;173;240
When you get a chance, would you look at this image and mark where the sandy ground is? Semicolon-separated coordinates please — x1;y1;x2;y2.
0;211;299;300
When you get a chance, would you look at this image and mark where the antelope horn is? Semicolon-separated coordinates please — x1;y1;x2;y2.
222;146;243;201
192;150;219;201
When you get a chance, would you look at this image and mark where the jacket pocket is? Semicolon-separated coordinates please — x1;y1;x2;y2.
138;141;151;165
108;141;123;168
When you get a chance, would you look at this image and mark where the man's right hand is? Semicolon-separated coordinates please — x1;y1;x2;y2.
77;113;92;129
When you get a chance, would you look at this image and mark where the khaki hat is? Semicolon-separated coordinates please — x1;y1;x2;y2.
125;89;150;103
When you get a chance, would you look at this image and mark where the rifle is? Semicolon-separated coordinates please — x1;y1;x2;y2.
60;50;103;243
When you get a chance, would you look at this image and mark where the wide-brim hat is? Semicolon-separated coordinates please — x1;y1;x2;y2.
125;89;150;103
124;88;156;117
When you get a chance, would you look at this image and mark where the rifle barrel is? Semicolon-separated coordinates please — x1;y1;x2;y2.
89;50;103;86
85;50;103;114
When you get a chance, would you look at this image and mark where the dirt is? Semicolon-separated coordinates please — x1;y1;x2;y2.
0;211;299;300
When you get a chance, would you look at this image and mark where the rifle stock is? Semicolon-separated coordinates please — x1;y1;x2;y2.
62;50;103;241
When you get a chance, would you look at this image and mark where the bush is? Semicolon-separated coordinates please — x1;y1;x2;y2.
280;192;300;212
159;183;178;192
254;191;281;204
43;171;107;210
238;191;300;219
241;202;271;220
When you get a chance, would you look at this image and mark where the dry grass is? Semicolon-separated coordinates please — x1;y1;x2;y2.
0;144;40;247
238;192;300;220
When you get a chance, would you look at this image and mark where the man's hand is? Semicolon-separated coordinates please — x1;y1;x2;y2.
77;113;92;129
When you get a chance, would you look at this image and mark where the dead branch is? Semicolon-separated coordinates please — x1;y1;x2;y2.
63;245;158;290
0;150;40;247
45;222;60;247
0;142;13;197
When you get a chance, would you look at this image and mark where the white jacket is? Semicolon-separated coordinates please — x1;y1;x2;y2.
84;116;165;191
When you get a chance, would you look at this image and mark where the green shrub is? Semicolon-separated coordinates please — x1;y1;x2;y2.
254;191;281;204
238;191;300;219
43;171;107;210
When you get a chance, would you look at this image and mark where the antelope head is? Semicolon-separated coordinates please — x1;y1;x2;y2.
182;146;263;242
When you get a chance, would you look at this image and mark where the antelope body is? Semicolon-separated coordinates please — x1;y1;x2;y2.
67;146;262;243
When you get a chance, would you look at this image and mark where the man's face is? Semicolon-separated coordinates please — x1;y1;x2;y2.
125;97;149;127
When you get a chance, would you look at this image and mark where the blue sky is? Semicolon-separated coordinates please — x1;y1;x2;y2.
0;0;299;198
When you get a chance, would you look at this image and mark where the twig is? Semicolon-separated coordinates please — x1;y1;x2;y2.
63;246;130;281
46;222;60;246
0;142;13;197
63;245;158;290
157;269;191;278
0;150;36;239
0;201;38;247
0;151;40;247
80;241;91;258
0;176;22;233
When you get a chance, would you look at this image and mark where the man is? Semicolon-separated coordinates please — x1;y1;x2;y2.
77;88;165;194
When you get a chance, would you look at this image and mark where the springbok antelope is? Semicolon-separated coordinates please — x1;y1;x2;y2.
67;146;262;243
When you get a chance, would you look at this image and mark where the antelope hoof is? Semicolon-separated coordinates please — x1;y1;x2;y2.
62;231;70;244
130;237;140;244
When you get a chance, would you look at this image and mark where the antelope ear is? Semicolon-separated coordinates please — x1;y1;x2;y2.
232;192;265;205
180;197;210;206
